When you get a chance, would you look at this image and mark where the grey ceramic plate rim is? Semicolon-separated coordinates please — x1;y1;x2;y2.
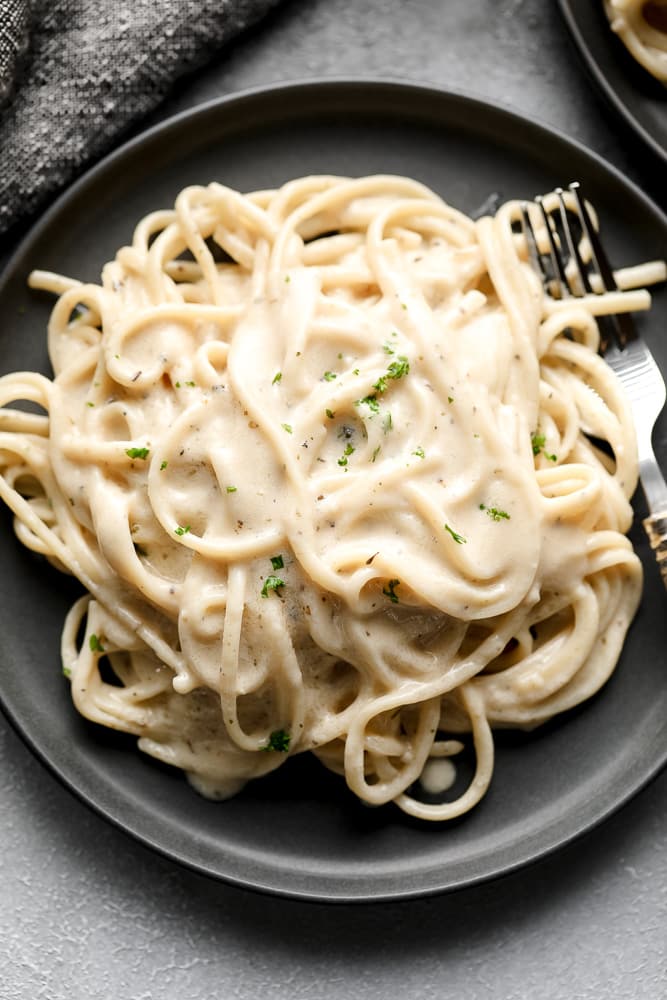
558;0;667;166
0;78;666;903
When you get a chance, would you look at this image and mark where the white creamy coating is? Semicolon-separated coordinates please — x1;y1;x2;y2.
0;176;650;821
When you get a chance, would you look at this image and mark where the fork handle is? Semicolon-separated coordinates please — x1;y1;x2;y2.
643;511;667;590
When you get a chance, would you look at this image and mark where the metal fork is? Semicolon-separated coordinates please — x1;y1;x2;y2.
520;181;667;588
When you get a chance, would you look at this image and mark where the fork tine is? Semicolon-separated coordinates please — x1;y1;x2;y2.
568;182;635;348
520;202;544;284
554;187;590;296
536;196;569;299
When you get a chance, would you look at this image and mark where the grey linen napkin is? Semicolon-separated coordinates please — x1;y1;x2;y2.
0;0;283;242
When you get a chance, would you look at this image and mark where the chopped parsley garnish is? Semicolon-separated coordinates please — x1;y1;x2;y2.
270;554;284;570
86;401;95;407
263;728;291;752
480;503;510;521
125;446;150;460
531;431;546;455
261;575;285;598
448;395;454;404
174;524;191;536
371;445;381;462
281;423;293;434
382;579;401;603
357;394;380;414
185;380;196;387
160;460;168;471
383;343;395;355
284;274;291;283
444;524;467;544
89;634;105;653
372;355;410;392
272;372;282;385
386;356;410;380
383;412;393;433
325;408;335;419
531;430;558;462
62;665;72;679
338;443;355;467
226;485;237;493
413;446;425;459
323;371;337;381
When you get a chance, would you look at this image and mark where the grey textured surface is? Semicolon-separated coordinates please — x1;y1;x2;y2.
0;0;282;238
1;0;666;997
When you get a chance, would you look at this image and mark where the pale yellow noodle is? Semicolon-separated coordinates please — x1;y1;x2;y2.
0;175;658;818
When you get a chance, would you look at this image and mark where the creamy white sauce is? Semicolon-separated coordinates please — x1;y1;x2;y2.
1;175;646;822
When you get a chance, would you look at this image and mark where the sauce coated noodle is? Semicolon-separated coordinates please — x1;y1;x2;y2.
604;0;667;82
0;175;659;820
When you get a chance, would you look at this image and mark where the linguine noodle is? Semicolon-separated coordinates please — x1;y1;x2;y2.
0;175;660;819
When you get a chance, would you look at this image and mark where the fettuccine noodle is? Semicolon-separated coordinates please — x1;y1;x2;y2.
0;175;660;819
604;0;667;81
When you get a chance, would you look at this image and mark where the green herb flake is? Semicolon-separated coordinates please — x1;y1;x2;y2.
413;446;425;459
383;412;393;433
263;728;291;752
174;524;191;536
160;461;168;471
125;446;150;460
371;445;381;463
185;380;196;387
444;524;467;544
261;575;285;598
357;394;380;414
270;554;284;570
325;408;335;419
86;401;95;408
272;371;282;385
531;431;546;455
382;579;401;604
448;396;454;404
89;634;105;653
480;503;510;522
353;368;360;376
338;443;355;467
226;485;237;493
383;343;395;355
284;274;291;283
387;356;410;380
531;430;557;462
62;665;72;679
323;371;337;382
175;381;181;388
281;423;293;434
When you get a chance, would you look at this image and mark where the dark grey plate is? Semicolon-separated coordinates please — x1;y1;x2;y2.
0;80;666;903
558;0;667;165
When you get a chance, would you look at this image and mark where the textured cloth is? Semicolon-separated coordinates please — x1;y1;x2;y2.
0;0;283;241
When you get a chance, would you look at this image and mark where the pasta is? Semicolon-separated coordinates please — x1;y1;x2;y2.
604;0;667;81
0;175;661;820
